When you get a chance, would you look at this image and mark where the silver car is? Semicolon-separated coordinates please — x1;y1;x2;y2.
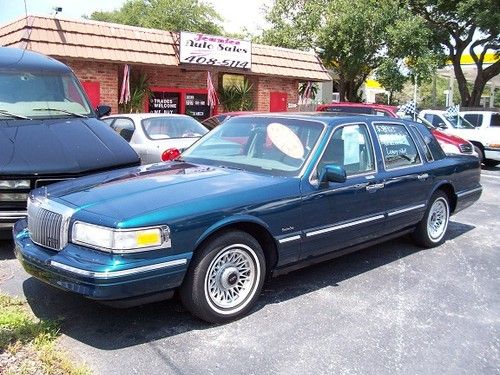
103;113;208;163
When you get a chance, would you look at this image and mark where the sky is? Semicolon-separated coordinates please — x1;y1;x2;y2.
0;0;271;35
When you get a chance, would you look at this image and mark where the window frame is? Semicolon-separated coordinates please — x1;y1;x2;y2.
309;121;377;185
373;121;424;171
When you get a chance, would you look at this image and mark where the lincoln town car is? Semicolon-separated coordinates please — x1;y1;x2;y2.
13;115;482;323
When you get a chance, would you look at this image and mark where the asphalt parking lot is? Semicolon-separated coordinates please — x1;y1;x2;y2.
1;166;499;375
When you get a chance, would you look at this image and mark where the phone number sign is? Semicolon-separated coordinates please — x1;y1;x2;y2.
179;32;251;69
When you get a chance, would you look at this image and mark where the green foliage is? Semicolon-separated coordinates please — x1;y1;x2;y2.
375;60;408;104
89;0;223;34
408;0;500;107
218;79;253;111
298;82;319;100
119;72;152;114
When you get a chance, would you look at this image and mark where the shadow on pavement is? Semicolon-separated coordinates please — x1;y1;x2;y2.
0;240;15;260
22;220;474;351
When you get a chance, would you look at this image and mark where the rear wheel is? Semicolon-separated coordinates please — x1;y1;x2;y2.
412;191;450;248
180;231;265;323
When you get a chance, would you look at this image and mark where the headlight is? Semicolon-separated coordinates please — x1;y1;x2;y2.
72;222;170;252
0;179;30;189
439;141;461;155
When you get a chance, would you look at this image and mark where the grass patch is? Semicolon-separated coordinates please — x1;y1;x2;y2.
0;294;91;375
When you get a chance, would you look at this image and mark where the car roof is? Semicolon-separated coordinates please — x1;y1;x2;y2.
104;113;195;121
319;102;397;111
228;113;407;127
0;46;71;73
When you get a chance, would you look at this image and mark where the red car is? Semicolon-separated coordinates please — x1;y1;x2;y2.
317;102;474;156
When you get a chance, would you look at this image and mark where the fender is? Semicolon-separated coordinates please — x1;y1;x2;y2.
194;214;276;250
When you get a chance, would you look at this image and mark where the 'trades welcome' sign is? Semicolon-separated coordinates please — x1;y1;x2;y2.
179;32;251;69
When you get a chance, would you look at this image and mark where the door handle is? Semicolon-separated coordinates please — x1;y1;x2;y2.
366;183;384;191
417;173;429;180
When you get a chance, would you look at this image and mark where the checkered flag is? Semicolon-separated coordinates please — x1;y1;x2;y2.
446;104;460;116
398;100;417;115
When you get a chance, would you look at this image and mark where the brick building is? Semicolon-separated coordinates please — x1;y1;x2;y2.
0;16;331;119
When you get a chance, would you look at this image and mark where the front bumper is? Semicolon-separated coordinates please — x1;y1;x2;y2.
13;219;191;302
484;148;500;162
0;210;27;230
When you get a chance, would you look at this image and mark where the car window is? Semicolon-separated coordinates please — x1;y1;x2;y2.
375;123;421;169
102;118;114;126
410;126;433;162
111;118;135;142
142;116;208;139
316;124;375;178
491;113;500;127
463;114;482;127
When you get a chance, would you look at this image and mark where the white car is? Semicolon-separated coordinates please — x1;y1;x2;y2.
103;113;208;164
420;109;500;167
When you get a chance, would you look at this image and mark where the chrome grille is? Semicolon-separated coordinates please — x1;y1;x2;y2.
27;198;73;251
459;143;473;154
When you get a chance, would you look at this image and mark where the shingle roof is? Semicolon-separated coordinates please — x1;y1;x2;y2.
0;16;331;81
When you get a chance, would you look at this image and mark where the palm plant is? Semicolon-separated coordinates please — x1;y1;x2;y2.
119;72;152;113
218;79;253;111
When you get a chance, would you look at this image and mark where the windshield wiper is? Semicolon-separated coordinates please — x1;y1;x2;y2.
32;108;88;118
0;109;31;120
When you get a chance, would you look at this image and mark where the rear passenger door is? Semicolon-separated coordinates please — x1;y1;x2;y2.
372;121;433;235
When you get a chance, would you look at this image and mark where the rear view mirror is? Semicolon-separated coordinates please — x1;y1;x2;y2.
96;105;111;118
319;164;346;186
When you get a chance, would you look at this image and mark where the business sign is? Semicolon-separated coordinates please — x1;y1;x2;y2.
149;92;180;114
179;32;251;69
185;93;210;120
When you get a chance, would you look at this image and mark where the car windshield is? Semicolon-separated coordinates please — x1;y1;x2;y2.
142;116;208;139
444;114;475;129
0;71;93;120
181;117;324;176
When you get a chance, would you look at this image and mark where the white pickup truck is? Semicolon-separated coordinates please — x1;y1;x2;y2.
420;109;500;167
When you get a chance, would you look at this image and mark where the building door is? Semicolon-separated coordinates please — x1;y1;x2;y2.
270;92;287;112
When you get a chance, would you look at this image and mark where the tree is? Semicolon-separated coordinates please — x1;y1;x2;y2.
409;0;500;107
89;0;223;35
258;0;435;102
376;60;408;104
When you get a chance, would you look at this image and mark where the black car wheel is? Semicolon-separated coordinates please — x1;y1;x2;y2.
484;159;500;167
412;191;450;248
180;231;266;324
473;145;484;164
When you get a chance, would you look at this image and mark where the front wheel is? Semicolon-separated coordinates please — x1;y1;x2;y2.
484;159;500;167
412;191;450;248
180;231;266;324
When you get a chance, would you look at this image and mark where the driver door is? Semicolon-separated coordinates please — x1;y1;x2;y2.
299;122;385;259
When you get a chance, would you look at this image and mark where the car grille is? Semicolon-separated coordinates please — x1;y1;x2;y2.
27;198;73;251
459;143;473;154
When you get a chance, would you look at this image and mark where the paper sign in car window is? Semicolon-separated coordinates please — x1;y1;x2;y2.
342;126;360;165
267;123;304;159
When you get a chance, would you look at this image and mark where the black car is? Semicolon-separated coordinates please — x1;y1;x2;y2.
0;47;140;237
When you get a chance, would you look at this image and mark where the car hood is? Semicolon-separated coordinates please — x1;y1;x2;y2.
46;161;292;226
0;117;139;175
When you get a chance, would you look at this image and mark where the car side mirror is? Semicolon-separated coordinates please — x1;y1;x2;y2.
437;122;447;129
96;105;111;118
319;164;346;187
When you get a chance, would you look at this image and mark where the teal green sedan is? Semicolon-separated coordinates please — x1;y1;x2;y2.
14;114;481;323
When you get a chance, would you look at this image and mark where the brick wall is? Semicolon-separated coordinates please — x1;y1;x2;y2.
61;59;300;115
61;59;119;114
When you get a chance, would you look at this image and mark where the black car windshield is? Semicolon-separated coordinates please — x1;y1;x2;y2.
142;116;208;139
0;71;93;120
182;117;324;176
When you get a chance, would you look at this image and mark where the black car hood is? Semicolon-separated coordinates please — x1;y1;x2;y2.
0;117;140;175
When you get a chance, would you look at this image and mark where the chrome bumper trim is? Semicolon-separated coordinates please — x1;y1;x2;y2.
456;187;482;198
387;204;426;217
0;210;27;220
50;259;188;279
278;235;301;244
306;214;385;237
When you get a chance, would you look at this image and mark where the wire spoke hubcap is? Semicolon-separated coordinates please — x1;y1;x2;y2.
205;245;258;311
427;198;449;241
